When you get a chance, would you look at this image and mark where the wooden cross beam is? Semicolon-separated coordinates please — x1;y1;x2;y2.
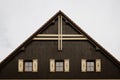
33;34;87;40
33;15;88;51
58;15;62;50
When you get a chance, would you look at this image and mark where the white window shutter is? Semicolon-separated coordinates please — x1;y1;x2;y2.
81;59;86;72
33;59;38;72
18;59;23;72
64;59;69;72
50;59;55;72
96;59;101;72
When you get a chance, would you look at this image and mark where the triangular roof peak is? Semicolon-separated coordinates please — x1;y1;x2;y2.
0;11;120;70
58;10;62;13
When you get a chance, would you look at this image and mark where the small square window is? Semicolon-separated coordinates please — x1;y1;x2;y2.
24;61;33;72
86;60;95;72
55;60;64;72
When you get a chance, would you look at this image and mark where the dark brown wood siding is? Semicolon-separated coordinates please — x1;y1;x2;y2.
0;11;119;79
0;40;120;79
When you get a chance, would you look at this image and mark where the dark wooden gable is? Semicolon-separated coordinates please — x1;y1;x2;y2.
0;11;120;79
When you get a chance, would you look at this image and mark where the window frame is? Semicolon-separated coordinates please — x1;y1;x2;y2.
55;60;64;72
24;60;33;72
86;60;95;72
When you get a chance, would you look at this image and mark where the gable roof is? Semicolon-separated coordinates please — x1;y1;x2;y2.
0;10;120;70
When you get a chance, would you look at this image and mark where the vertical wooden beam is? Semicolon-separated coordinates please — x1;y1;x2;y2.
60;16;62;50
58;16;61;50
58;15;63;51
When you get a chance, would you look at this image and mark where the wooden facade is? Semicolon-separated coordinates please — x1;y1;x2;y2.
0;11;120;79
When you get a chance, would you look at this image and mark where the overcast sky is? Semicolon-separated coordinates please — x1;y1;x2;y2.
0;0;120;62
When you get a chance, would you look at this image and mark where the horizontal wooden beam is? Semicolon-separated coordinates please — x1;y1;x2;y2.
33;38;87;40
36;34;84;37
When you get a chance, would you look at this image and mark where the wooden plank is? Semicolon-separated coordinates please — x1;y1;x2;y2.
60;16;62;50
36;34;84;37
58;15;61;50
33;38;87;40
